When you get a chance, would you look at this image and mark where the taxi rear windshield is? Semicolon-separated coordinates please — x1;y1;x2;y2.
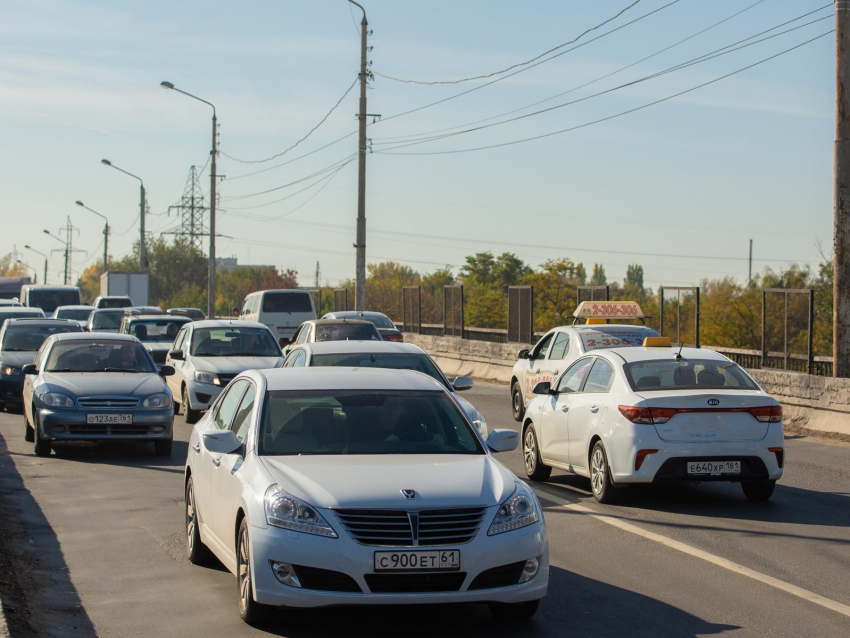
625;359;759;392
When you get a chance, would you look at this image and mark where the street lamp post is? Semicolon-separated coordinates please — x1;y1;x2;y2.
160;81;217;319
101;160;146;271
23;245;48;284
16;260;37;284
75;201;109;272
43;229;69;284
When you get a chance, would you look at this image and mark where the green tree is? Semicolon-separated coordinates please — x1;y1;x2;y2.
524;258;583;331
625;264;644;289
590;264;606;286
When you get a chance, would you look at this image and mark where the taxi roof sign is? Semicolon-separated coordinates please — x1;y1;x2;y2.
642;336;672;347
573;301;645;320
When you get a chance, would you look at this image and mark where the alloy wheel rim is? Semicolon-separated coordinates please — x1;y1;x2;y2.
524;431;536;473
238;530;250;611
513;389;521;416
186;485;195;553
591;448;605;494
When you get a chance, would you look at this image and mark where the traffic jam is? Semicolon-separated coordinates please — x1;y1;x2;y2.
0;283;791;627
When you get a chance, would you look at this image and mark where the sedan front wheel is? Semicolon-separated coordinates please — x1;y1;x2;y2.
237;519;268;625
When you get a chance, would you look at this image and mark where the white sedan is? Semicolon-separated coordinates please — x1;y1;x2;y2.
185;367;548;624
521;339;784;503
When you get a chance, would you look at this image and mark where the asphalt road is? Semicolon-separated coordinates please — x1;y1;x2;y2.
0;382;849;637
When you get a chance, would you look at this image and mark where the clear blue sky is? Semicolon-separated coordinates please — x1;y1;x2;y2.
0;0;834;289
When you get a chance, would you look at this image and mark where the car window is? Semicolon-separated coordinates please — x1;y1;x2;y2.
548;332;570;361
214;379;249;430
292;350;307;367
173;328;188;352
44;340;155;373
242;297;252;315
295;325;310;345
532;333;554;360
2;324;80;351
624;358;759;392
583;359;615;393
34;340;51;369
556;359;593;394
262;292;312;313
280;350;299;368
230;383;256;443
190;327;280;357
128;319;187;343
311;352;448;388
314;323;380;342
91;311;123;330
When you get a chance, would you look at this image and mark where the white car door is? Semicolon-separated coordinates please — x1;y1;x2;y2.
568;358;616;469
166;326;189;397
206;379;250;553
541;358;593;464
520;332;556;403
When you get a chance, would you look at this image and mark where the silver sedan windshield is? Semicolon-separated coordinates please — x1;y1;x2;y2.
45;341;155;373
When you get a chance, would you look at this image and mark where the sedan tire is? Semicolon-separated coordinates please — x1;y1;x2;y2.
741;479;776;502
488;599;540;620
237;518;269;625
590;441;620;504
24;411;34;443
154;438;173;457
185;477;211;565
183;386;200;425
33;412;52;458
523;425;551;482
511;382;525;422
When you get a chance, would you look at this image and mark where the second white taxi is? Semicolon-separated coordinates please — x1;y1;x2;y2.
521;338;784;503
185;367;547;624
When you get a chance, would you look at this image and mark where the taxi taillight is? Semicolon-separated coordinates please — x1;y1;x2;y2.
748;405;782;423
619;404;782;424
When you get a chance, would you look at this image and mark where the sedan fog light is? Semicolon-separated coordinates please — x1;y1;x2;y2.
270;561;302;588
518;556;540;584
151;426;166;434
51;425;67;433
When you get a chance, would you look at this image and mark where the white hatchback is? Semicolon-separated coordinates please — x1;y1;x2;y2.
521;340;784;503
185;367;548;624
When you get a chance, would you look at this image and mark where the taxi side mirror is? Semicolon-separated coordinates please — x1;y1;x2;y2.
22;364;37;376
517;349;529;360
278;337;291;348
159;365;175;377
532;381;554;395
168;350;184;361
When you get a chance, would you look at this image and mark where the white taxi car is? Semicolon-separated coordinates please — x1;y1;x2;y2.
521;337;784;503
185;367;547;624
510;301;659;422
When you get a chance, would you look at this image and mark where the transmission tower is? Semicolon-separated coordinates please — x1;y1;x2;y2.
168;166;207;251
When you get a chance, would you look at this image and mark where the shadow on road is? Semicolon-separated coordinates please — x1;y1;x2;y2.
49;438;190;475
247;566;737;637
0;429;98;637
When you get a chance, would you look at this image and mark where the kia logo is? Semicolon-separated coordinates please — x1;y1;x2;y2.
707;399;720;406
401;489;416;500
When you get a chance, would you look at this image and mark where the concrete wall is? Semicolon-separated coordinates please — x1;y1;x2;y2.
405;333;850;437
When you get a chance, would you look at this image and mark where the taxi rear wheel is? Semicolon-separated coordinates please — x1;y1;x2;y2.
511;382;525;422
524;425;551;481
590;442;620;504
741;479;775;501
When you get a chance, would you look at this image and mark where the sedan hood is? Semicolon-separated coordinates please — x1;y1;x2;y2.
43;372;166;397
261;454;516;510
0;351;36;367
191;355;281;374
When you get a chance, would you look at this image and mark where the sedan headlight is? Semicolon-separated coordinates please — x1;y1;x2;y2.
488;482;540;536
42;393;75;408
1;365;21;377
142;393;171;409
264;485;337;538
194;371;221;386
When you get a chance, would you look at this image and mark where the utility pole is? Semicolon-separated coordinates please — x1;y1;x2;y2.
209;112;218;319
748;239;753;285
351;0;369;311
139;183;146;270
315;261;321;289
835;1;850;377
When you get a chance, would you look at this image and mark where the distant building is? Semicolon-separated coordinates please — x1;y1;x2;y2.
216;256;275;272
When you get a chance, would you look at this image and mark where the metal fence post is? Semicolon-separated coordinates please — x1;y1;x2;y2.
808;288;815;375
695;287;700;348
761;289;767;368
659;287;665;339
460;284;465;339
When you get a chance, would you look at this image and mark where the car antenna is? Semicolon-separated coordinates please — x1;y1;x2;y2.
675;341;685;360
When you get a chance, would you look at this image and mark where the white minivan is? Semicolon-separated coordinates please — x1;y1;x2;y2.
240;289;316;342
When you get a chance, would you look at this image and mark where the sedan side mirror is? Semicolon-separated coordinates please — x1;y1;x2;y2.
159;365;175;377
21;364;37;376
517;349;530;360
486;429;519;453
168;350;185;361
532;381;554;395
203;430;242;455
451;376;474;392
278;337;291;347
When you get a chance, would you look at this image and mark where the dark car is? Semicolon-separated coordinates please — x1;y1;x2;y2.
0;318;82;411
22;333;175;457
321;311;403;342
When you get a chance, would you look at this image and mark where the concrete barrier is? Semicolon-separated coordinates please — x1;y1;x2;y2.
404;333;850;437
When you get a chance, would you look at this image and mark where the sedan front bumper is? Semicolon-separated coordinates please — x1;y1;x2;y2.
246;514;549;608
0;376;24;407
37;408;174;441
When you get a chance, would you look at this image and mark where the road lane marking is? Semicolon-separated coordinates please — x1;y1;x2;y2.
534;486;850;619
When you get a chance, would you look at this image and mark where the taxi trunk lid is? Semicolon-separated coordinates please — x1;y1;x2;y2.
636;391;773;442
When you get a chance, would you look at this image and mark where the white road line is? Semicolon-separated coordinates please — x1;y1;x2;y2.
534;486;850;619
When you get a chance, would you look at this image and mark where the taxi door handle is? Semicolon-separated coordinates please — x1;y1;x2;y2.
193;443;200;453
212;457;221;467
552;370;558;376
560;406;569;413
590;406;599;413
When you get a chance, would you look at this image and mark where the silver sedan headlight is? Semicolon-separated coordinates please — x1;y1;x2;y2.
194;371;221;386
264;485;337;538
142;393;171;409
41;392;75;408
488;482;540;536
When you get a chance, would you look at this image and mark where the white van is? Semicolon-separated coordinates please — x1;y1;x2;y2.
20;285;82;317
240;289;317;342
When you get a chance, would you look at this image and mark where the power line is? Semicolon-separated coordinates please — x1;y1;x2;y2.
112;214;141;236
375;31;831;156
374;0;643;85
375;0;772;142
371;12;832;149
220;76;358;164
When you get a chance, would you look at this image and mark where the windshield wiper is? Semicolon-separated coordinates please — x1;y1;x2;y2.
103;367;139;373
192;352;218;357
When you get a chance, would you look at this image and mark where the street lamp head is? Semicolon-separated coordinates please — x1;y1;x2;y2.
24;245;31;249
160;81;175;90
75;200;84;207
101;159;111;166
16;260;22;265
43;230;50;235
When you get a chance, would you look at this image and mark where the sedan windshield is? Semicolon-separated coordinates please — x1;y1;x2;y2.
316;323;381;342
625;359;760;392
311;353;447;388
54;308;93;321
191;327;280;357
91;311;123;330
259;390;482;456
2;325;80;351
127;319;188;343
45;341;155;373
